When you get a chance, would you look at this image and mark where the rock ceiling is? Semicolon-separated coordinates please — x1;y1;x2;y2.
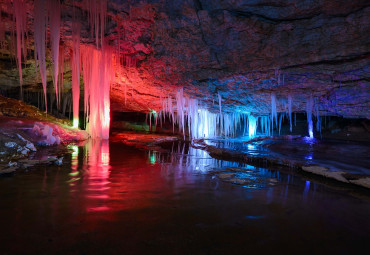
0;0;369;118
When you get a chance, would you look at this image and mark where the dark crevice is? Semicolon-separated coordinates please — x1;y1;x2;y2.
211;5;370;24
280;53;370;70
193;0;203;11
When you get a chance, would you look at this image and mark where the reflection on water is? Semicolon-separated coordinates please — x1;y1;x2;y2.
83;140;111;212
1;139;369;254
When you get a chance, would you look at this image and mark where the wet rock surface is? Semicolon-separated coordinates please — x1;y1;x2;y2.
0;95;88;174
193;136;370;189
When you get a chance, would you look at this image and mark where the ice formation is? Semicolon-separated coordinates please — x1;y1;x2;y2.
49;0;61;107
288;94;292;132
271;93;277;129
13;0;27;93
32;122;61;146
72;19;81;128
34;0;48;112
84;0;107;49
306;95;314;138
154;90;264;139
81;45;114;139
248;115;257;138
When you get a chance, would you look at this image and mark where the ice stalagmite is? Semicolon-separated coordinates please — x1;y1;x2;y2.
13;0;27;95
49;0;61;107
34;0;48;112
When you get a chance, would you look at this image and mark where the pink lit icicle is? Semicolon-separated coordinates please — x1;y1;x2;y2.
34;0;48;112
49;0;61;107
85;0;107;49
72;20;81;128
81;45;113;139
13;0;27;96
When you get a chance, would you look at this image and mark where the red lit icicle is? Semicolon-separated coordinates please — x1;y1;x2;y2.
85;0;107;49
34;0;48;112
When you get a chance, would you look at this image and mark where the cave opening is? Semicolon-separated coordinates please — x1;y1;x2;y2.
0;0;369;254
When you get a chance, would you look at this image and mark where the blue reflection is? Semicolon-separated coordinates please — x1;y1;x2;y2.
245;215;265;219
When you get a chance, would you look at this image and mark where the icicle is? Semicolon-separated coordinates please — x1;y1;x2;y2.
248;115;257;138
34;0;48;112
49;0;61;107
278;114;284;135
72;19;81;128
271;93;278;129
13;0;27;96
306;95;314;138
218;92;222;116
85;0;107;49
58;45;65;108
315;98;320;132
288;94;292;132
294;112;297;127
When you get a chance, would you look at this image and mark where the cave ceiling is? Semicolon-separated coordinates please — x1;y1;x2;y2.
0;0;369;118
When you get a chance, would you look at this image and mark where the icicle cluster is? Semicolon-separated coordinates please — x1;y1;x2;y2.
147;89;263;139
84;0;107;49
148;90;326;141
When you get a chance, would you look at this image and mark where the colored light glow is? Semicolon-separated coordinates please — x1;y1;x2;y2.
149;152;156;164
245;215;265;219
69;171;79;176
69;145;79;181
73;118;79;128
248;115;257;138
71;145;79;157
304;153;313;160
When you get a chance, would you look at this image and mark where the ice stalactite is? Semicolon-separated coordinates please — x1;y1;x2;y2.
218;92;222;116
288;94;292;132
81;45;114;139
278;113;284;135
72;19;81;128
156;90;266;139
34;0;48;112
315;98;322;136
176;88;186;136
58;45;65;108
85;0;107;49
49;0;61;107
271;93;277;131
306;95;314;138
13;0;27;95
248;115;257;138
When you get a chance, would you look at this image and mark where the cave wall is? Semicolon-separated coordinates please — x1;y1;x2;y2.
0;0;369;118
